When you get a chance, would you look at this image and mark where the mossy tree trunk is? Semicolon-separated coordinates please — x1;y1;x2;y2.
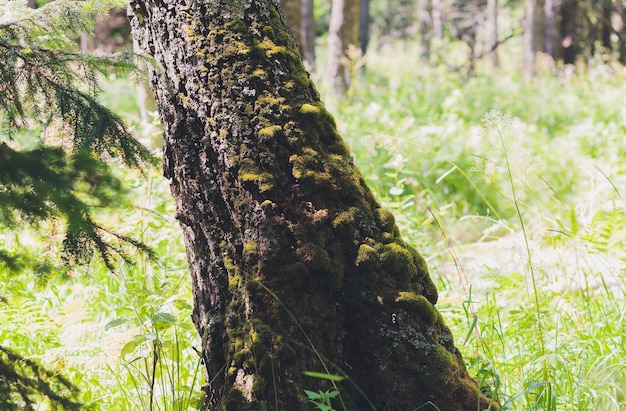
128;0;499;409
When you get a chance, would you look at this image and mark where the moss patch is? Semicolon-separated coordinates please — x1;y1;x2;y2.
296;243;330;272
395;292;438;326
243;241;258;258
375;207;396;232
332;207;360;228
256;38;288;58
356;244;377;266
258;125;282;139
380;242;417;282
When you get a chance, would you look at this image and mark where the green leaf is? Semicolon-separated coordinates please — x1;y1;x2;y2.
160;340;177;360
153;312;178;327
134;332;157;342
120;339;139;357
104;317;128;331
172;299;192;310
302;371;345;382
304;390;323;400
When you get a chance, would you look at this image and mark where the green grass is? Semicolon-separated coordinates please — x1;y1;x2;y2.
333;42;626;410
2;41;626;409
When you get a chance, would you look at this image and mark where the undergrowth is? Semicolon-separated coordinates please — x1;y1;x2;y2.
334;44;626;410
1;43;625;409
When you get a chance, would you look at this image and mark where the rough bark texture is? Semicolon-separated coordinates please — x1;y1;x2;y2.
128;0;499;409
326;0;360;96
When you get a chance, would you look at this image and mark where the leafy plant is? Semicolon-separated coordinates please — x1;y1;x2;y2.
303;372;345;411
304;389;341;411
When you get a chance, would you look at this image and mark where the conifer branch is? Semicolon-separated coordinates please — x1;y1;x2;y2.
0;0;159;272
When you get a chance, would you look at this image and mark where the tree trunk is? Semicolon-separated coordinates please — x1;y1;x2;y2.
279;0;304;58
487;0;499;67
359;0;370;57
326;0;361;96
617;0;626;63
524;0;542;76
128;0;500;409
432;0;443;39
601;1;613;51
418;0;433;62
301;0;316;70
560;0;578;64
544;0;560;59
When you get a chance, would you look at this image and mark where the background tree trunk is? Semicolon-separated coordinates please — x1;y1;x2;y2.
560;0;578;64
327;0;361;96
432;0;443;39
487;0;499;66
544;0;560;59
359;0;370;56
601;1;612;51
418;0;433;62
524;0;539;75
129;0;500;409
301;0;316;70
280;0;304;57
617;0;626;63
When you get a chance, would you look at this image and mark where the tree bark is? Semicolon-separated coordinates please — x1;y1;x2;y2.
326;0;361;96
128;0;499;409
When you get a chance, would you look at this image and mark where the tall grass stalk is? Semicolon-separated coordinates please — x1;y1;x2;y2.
487;112;546;356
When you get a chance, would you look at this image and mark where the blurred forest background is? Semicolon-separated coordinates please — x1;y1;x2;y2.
1;0;625;410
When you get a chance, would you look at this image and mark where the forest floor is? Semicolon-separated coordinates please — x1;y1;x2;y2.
2;41;625;410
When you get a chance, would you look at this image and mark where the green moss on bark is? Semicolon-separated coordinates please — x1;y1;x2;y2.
395;292;439;326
